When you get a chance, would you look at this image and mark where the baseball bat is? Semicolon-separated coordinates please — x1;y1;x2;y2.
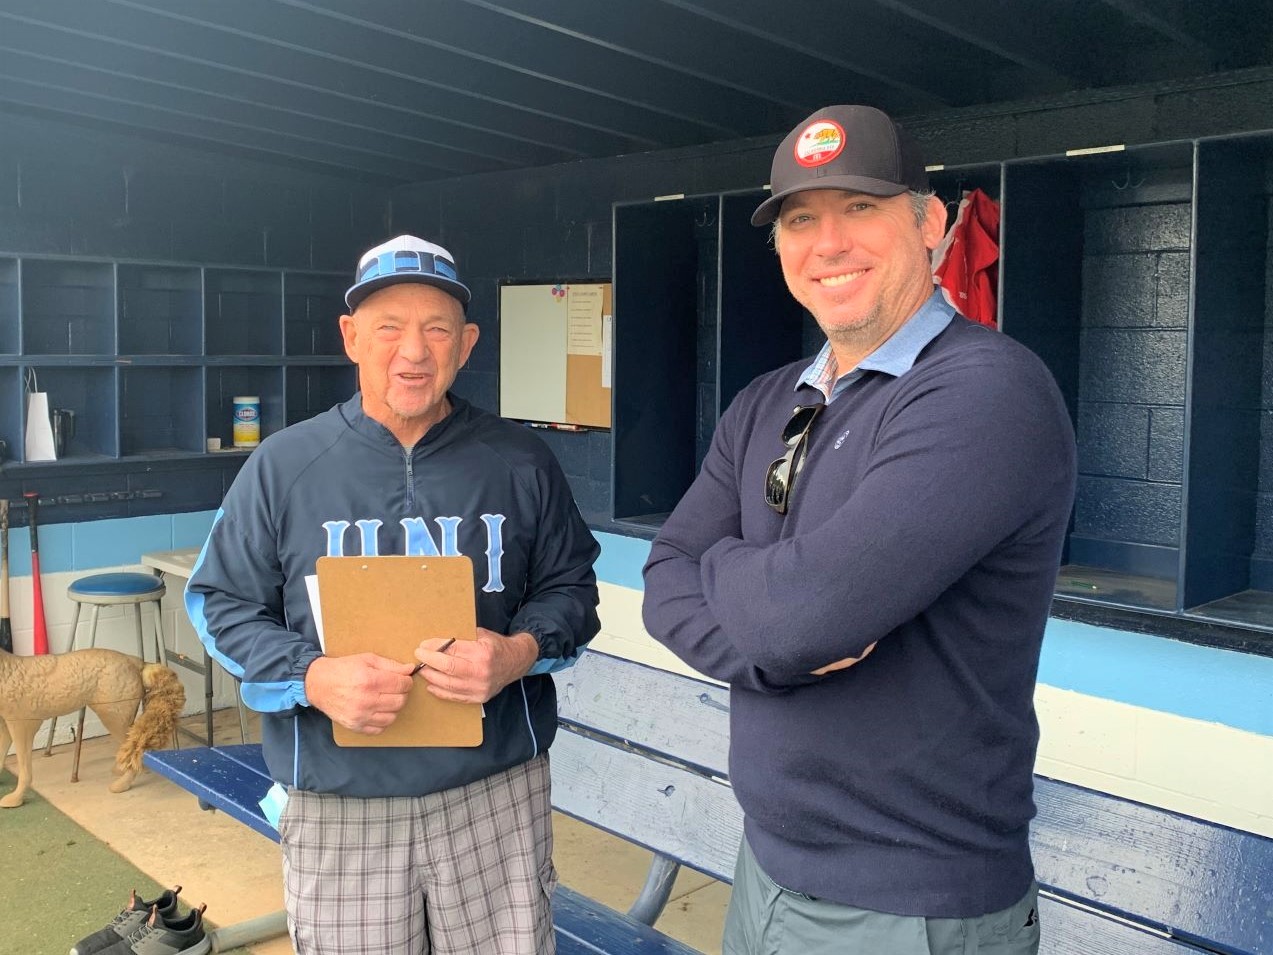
0;499;12;653
25;492;48;655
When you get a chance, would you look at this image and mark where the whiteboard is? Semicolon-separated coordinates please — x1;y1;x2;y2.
499;284;569;424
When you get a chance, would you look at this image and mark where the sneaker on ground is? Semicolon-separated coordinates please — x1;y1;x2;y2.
70;886;182;955
98;903;210;955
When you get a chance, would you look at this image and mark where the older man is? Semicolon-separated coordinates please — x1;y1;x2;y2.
188;235;600;954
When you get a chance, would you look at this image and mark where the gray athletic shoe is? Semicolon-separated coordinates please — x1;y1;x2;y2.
98;903;209;955
70;887;182;955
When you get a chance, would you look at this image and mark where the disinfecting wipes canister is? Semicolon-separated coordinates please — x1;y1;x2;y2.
233;396;261;448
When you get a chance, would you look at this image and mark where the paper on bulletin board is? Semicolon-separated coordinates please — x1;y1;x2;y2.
566;284;604;356
564;283;612;428
316;556;483;748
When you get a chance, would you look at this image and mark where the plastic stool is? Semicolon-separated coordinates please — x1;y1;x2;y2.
48;573;171;782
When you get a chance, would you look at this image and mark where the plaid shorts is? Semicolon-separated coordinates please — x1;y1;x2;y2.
279;754;556;955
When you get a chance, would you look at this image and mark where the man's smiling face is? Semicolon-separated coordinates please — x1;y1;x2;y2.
775;188;946;348
339;282;478;446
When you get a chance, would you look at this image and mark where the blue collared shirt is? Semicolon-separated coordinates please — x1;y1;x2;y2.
797;289;957;403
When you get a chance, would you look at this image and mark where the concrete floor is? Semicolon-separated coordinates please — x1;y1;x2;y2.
12;708;730;954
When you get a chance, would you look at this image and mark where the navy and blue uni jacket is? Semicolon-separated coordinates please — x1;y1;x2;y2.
186;393;600;797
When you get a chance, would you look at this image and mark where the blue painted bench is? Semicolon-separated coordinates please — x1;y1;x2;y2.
146;650;1273;955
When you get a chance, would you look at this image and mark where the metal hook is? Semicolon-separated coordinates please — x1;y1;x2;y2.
1111;170;1145;191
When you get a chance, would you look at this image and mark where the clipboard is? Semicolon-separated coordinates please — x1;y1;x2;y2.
316;555;483;748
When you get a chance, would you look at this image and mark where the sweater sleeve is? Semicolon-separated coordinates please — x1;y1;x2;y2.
510;454;602;674
642;400;820;693
700;354;1075;678
185;462;323;714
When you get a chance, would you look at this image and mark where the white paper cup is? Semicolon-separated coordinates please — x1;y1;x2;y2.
206;437;222;452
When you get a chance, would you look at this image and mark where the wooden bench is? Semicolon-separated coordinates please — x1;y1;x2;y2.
146;650;1273;955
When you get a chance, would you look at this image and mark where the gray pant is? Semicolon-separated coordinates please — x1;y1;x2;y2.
723;837;1040;955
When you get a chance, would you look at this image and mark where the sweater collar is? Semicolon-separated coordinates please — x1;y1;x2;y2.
339;392;472;452
797;289;956;395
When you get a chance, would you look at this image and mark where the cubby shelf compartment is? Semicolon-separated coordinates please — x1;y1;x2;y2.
1003;141;1195;613
612;190;807;527
120;366;204;455
22;258;115;355
24;365;118;460
204;366;284;449
117;264;202;356
205;268;283;357
1182;135;1273;630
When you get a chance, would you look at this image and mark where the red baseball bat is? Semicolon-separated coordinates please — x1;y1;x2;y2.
0;499;12;653
25;492;48;655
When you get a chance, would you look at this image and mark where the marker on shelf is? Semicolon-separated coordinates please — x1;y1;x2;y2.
524;422;585;432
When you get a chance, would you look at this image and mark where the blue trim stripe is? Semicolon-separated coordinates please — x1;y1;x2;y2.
527;650;579;675
183;510;245;681
183;509;310;712
1039;618;1273;736
593;531;651;590
2;509;220;577
241;680;310;712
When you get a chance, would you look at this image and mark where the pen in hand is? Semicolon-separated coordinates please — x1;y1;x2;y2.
410;637;457;676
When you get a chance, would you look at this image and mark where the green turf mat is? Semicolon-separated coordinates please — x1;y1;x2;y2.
0;768;251;955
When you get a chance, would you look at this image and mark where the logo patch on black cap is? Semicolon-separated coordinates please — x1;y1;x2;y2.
794;120;845;168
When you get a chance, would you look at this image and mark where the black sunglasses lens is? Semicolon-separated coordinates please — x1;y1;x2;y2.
765;457;790;509
781;405;820;445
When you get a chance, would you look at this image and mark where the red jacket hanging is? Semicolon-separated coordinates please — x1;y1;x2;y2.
932;188;1000;329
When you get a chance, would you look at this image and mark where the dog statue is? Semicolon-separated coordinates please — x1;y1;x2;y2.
0;647;184;808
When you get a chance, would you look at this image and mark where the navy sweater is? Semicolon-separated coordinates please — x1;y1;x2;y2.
643;313;1076;918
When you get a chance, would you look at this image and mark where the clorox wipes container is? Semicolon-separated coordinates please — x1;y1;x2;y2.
233;396;261;448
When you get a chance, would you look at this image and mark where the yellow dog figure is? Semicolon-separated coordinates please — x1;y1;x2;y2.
0;647;184;808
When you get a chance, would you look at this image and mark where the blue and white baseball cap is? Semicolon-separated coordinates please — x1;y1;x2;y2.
344;235;472;311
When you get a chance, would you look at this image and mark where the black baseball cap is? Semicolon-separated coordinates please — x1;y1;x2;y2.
751;105;929;227
345;235;472;312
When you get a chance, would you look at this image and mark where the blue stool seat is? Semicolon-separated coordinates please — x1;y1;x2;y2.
68;572;166;598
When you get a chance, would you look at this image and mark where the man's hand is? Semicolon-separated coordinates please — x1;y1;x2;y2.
304;653;415;735
811;641;878;675
414;629;540;704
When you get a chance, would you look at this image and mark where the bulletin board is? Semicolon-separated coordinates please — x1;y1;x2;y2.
499;282;612;429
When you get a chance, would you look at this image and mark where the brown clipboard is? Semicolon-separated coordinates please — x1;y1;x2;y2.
316;555;483;748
